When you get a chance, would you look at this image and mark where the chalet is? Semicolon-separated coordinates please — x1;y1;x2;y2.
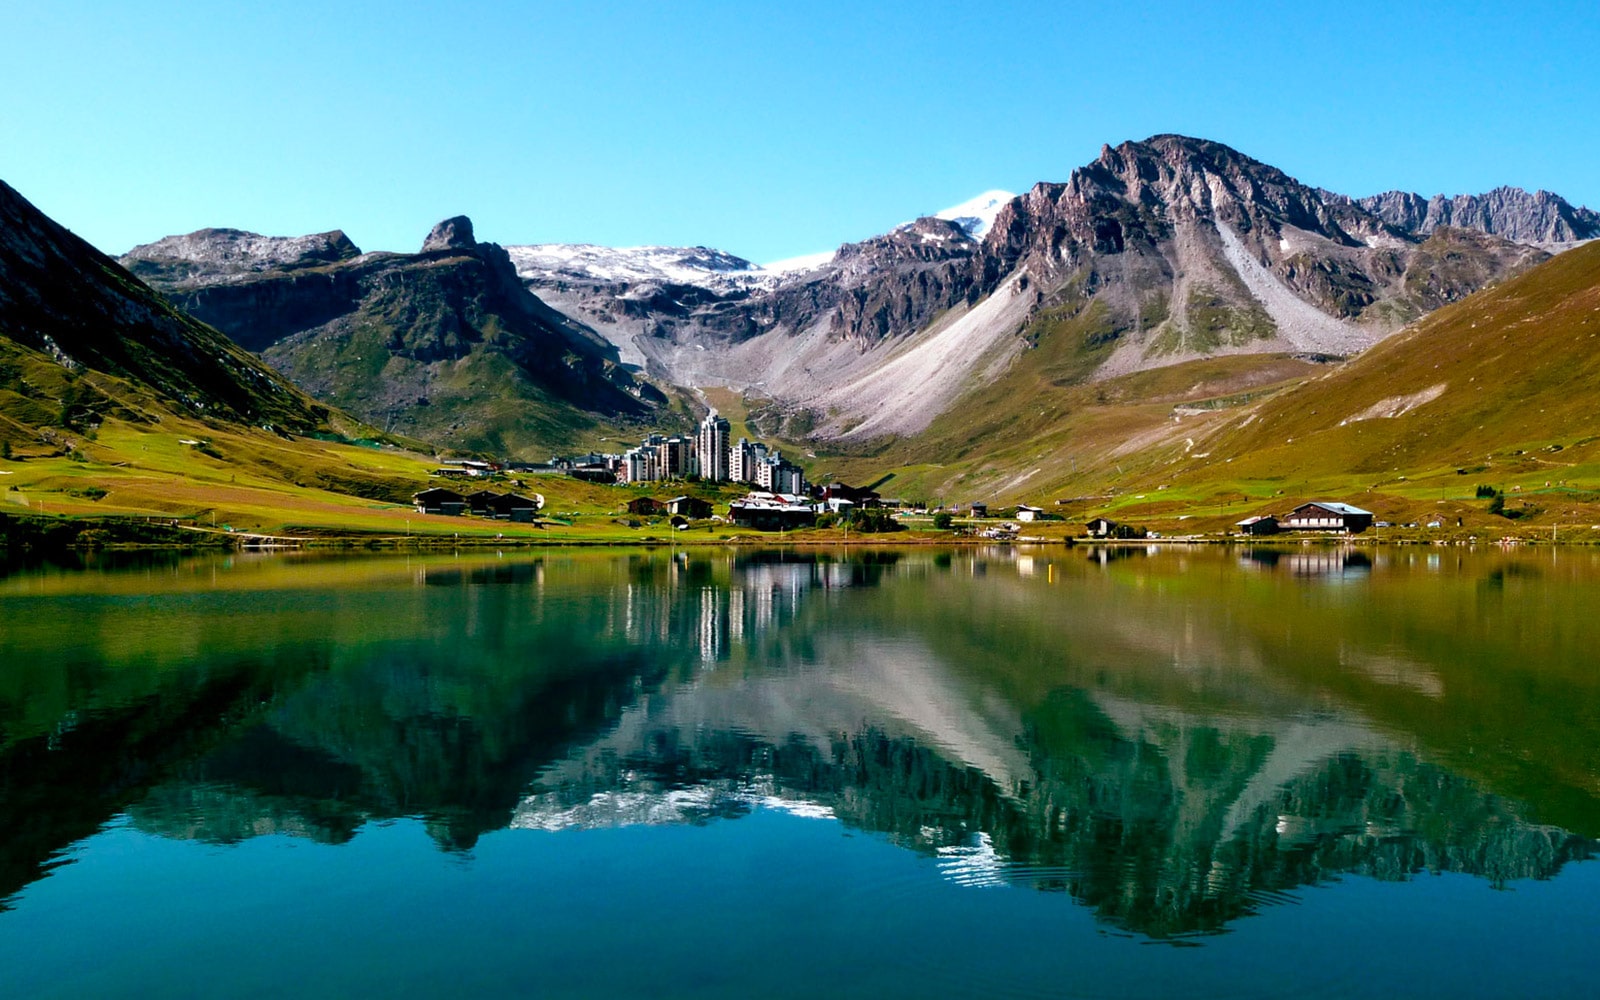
465;489;501;516
440;458;498;474
488;493;540;522
1283;502;1373;534
969;503;988;517
1086;517;1147;539
730;492;817;531
815;482;881;508
413;487;466;516
1016;504;1046;522
667;496;713;519
627;496;666;516
1235;515;1279;536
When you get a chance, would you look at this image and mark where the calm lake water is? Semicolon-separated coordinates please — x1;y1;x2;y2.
3;544;1600;997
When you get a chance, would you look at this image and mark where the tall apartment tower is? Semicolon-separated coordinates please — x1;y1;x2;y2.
697;409;731;482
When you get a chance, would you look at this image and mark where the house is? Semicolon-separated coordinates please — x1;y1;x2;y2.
730;492;817;530
413;487;466;516
626;496;666;516
1016;504;1046;522
1086;517;1119;538
488;493;540;522
1283;502;1374;534
1235;515;1279;536
667;496;713;519
969;503;988;518
818;497;857;515
465;489;501;516
1086;517;1147;539
814;482;881;508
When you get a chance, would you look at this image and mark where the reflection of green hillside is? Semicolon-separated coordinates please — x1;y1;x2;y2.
3;547;1600;938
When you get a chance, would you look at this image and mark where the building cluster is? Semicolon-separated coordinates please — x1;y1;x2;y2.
549;410;807;493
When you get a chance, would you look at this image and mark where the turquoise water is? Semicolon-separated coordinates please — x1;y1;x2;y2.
2;546;1599;997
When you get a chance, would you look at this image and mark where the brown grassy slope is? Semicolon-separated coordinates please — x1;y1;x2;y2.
1182;240;1600;481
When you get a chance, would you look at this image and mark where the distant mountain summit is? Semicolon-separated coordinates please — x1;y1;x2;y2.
931;189;1015;239
1356;186;1600;245
124;227;361;286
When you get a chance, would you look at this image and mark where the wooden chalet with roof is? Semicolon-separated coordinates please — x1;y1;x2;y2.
413;487;466;516
667;496;713;519
1283;502;1373;533
487;493;541;522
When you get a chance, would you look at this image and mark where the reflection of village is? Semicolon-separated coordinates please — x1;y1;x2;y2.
6;548;1597;940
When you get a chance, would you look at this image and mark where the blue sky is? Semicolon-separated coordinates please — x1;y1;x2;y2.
3;1;1595;262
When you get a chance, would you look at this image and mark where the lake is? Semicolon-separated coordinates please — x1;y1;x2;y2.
2;544;1599;998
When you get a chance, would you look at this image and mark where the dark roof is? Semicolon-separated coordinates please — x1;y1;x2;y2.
414;487;464;501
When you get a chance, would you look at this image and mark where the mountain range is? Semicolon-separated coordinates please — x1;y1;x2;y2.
4;131;1596;515
113;135;1588;467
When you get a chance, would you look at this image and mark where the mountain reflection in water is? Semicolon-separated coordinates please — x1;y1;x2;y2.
2;545;1598;940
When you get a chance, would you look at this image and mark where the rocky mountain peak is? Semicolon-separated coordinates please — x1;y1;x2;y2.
421;215;476;253
122;227;361;288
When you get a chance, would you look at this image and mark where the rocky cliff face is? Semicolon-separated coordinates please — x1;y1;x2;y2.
123;219;666;456
1357;186;1600;245
977;136;1545;368
0;180;330;432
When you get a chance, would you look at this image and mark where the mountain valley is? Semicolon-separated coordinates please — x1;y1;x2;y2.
4;132;1599;538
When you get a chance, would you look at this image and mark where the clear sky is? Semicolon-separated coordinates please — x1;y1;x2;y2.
4;1;1596;263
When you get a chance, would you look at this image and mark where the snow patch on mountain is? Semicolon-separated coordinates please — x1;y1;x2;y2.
506;243;779;292
760;249;837;274
932;190;1015;238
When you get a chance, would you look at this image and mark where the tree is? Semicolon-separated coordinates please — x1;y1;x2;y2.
933;512;954;530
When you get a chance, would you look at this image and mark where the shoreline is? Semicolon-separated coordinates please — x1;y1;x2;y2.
7;515;1600;557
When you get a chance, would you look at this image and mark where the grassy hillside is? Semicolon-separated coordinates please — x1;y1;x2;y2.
795;242;1600;539
1187;240;1600;479
0;181;330;434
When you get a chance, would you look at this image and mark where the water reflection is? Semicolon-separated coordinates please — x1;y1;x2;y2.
2;546;1599;939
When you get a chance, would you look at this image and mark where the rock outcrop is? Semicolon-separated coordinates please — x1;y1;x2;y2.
420;215;476;253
